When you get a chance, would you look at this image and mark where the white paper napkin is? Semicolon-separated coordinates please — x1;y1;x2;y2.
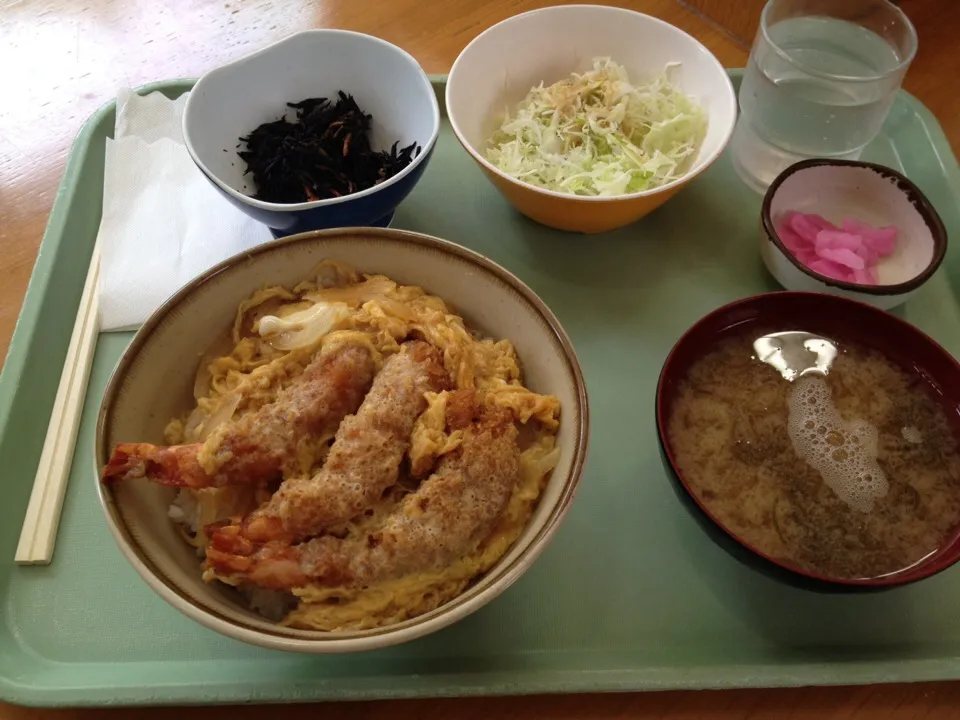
97;88;272;332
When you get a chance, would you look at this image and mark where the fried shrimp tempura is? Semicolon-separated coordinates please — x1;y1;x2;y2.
205;398;521;590
101;345;375;489
222;341;449;544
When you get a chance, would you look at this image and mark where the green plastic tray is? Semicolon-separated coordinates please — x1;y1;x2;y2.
2;72;960;708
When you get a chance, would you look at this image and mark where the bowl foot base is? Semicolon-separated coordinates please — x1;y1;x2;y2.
269;211;396;239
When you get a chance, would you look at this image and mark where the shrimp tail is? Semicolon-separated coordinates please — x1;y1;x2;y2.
206;521;255;556
103;443;147;482
203;514;293;564
101;442;206;488
204;546;255;577
205;523;256;570
204;528;310;590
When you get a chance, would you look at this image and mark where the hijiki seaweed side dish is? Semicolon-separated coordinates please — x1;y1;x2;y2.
238;92;422;203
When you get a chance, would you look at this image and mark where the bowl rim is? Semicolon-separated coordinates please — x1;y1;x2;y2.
655;290;960;588
182;29;441;213
95;226;590;652
444;4;737;203
761;158;949;296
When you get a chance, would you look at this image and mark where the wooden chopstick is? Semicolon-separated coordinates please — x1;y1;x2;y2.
15;247;101;565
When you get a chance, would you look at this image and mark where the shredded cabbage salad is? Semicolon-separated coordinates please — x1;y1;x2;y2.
485;58;708;196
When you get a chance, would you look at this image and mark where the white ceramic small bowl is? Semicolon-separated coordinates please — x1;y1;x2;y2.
183;31;440;236
445;4;737;233
760;159;947;310
95;227;589;653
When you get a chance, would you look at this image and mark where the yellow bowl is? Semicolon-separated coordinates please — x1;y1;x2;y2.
446;5;737;234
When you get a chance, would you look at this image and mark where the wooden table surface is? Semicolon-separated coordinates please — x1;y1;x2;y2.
2;0;959;716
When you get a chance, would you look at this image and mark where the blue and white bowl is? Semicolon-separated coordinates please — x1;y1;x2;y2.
183;30;440;237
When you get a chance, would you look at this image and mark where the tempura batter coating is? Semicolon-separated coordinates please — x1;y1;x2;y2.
101;345;375;489
236;341;449;543
205;399;521;590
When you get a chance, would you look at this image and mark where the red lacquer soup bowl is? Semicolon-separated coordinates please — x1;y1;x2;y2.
656;291;960;592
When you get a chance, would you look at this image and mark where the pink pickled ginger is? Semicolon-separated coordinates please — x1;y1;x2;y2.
776;211;897;285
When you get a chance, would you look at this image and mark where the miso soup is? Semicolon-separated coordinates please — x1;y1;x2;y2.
666;328;960;580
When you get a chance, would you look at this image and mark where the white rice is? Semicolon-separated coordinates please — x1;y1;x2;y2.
168;489;201;533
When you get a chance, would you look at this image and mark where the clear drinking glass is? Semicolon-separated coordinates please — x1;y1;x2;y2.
730;0;917;193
